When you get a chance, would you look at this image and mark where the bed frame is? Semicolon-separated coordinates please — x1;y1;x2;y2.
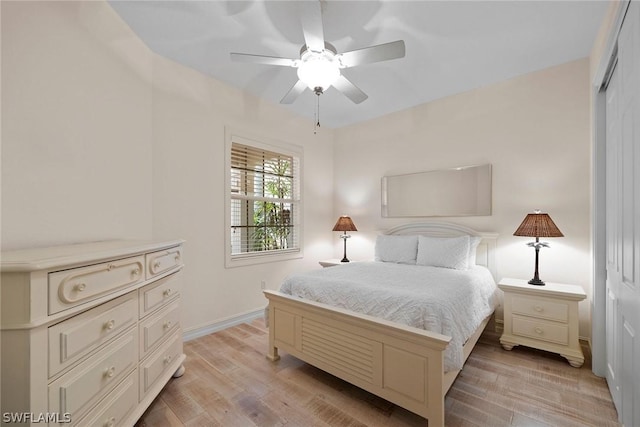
263;222;498;427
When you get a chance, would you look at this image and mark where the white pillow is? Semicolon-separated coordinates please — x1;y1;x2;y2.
374;235;418;264
416;235;471;270
468;236;482;267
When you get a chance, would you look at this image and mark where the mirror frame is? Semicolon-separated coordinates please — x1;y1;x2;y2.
381;164;492;217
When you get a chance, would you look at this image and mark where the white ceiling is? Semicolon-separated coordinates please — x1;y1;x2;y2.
109;1;609;129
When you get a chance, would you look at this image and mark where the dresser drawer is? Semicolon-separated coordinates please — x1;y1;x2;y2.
73;371;137;427
49;256;144;314
512;316;569;345
139;272;182;319
139;331;183;399
511;295;568;322
49;328;137;421
146;247;182;279
139;299;181;359
49;292;138;377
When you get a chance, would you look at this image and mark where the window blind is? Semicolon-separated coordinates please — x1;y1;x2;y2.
230;142;300;256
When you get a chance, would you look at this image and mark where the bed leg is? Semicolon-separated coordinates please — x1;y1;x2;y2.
266;346;280;362
429;409;445;427
427;396;445;427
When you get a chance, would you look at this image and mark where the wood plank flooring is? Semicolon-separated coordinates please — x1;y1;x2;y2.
135;319;619;426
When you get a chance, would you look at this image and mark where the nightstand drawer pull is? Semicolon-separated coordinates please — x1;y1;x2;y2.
534;305;544;312
535;327;544;334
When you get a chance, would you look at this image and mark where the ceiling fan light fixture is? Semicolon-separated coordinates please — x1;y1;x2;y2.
296;50;340;91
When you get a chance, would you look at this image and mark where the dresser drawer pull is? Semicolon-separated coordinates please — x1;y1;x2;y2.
75;283;86;292
131;267;140;277
103;417;116;427
107;264;115;271
104;319;116;331
164;321;172;330
164;355;172;365
163;288;172;298
154;261;161;269
534;305;544;312
104;366;116;379
175;253;181;262
534;327;544;335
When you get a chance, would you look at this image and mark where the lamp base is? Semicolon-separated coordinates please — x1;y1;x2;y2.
340;257;349;263
528;278;545;286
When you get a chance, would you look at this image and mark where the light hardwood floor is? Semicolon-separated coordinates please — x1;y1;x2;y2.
135;319;619;426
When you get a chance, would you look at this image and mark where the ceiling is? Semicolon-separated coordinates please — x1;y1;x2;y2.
109;1;609;129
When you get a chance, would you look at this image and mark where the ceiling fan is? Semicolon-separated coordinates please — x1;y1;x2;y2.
230;1;406;105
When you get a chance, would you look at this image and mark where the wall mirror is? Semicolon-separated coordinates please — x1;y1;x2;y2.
381;164;492;217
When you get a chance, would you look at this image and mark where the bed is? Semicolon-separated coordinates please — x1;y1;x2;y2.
263;222;498;426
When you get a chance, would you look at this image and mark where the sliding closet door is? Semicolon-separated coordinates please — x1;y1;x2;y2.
605;59;621;411
605;1;640;425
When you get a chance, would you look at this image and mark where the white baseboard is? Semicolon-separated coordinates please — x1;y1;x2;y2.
183;308;265;342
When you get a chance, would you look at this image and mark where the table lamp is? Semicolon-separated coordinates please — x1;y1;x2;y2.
332;216;357;262
513;210;564;285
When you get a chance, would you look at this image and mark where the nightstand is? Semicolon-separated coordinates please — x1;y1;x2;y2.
319;259;349;267
498;278;586;367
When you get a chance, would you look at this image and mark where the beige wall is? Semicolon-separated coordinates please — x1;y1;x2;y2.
333;59;593;337
1;1;335;334
1;1;154;247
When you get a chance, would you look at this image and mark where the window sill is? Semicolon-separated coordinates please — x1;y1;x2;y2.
225;249;303;268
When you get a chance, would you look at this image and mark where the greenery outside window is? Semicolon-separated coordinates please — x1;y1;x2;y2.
226;132;302;267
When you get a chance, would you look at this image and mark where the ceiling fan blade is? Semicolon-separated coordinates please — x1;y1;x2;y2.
299;1;325;52
230;53;297;67
332;75;368;104
337;40;406;68
280;80;308;104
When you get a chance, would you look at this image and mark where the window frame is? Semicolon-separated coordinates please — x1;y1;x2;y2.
225;129;303;268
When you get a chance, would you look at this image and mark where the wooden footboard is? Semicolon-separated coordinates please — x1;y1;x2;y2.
264;290;453;427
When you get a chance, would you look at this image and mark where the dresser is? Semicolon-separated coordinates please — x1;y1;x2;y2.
1;240;185;426
498;277;586;367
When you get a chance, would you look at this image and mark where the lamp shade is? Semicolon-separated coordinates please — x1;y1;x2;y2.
332;216;357;232
513;212;564;238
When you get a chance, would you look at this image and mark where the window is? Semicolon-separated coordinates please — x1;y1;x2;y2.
226;133;302;266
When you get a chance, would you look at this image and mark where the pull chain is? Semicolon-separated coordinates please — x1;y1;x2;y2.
313;86;323;134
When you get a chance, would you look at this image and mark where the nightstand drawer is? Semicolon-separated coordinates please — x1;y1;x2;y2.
512;316;569;345
512;296;568;322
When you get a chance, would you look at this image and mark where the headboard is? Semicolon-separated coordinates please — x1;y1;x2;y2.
384;222;498;280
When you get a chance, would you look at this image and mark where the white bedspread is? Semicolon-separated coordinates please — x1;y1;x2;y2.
279;261;498;372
